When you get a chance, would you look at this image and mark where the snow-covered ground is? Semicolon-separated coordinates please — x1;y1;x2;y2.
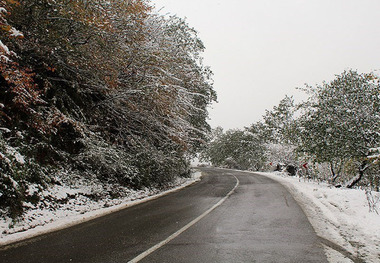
0;171;202;246
258;172;380;263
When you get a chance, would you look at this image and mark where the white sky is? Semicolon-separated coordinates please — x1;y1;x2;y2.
153;0;380;130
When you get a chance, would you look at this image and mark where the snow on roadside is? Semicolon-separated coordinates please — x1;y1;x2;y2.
0;170;202;246
257;172;380;263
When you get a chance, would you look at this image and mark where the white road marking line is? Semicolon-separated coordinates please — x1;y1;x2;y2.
128;175;240;263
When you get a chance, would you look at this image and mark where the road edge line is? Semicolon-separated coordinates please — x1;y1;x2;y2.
128;175;240;263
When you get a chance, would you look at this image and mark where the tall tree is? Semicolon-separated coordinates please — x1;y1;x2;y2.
298;70;380;187
262;95;296;144
201;128;266;171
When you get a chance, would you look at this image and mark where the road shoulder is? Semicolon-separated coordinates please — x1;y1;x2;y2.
0;171;202;247
256;171;380;263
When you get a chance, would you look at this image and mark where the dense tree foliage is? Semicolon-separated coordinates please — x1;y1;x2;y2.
0;0;216;217
200;127;266;171
298;70;380;187
261;95;296;144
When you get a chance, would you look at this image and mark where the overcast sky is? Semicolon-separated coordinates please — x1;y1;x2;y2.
154;0;380;130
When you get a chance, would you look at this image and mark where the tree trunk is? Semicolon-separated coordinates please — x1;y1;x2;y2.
330;163;339;183
345;160;368;188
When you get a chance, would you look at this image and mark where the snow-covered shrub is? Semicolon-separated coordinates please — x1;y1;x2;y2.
131;145;191;188
75;136;138;186
0;132;49;218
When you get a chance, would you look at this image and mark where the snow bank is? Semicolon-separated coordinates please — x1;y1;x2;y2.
257;172;380;263
0;171;202;246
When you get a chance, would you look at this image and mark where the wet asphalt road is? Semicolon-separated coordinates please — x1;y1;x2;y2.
0;167;327;262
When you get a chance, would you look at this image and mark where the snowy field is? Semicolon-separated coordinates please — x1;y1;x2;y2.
0;171;202;246
258;172;380;263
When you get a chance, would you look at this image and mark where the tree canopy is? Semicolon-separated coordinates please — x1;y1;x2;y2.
298;70;380;187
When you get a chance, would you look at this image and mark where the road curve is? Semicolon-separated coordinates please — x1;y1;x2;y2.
0;167;327;262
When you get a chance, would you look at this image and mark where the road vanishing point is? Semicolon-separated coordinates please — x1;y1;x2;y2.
0;167;327;262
